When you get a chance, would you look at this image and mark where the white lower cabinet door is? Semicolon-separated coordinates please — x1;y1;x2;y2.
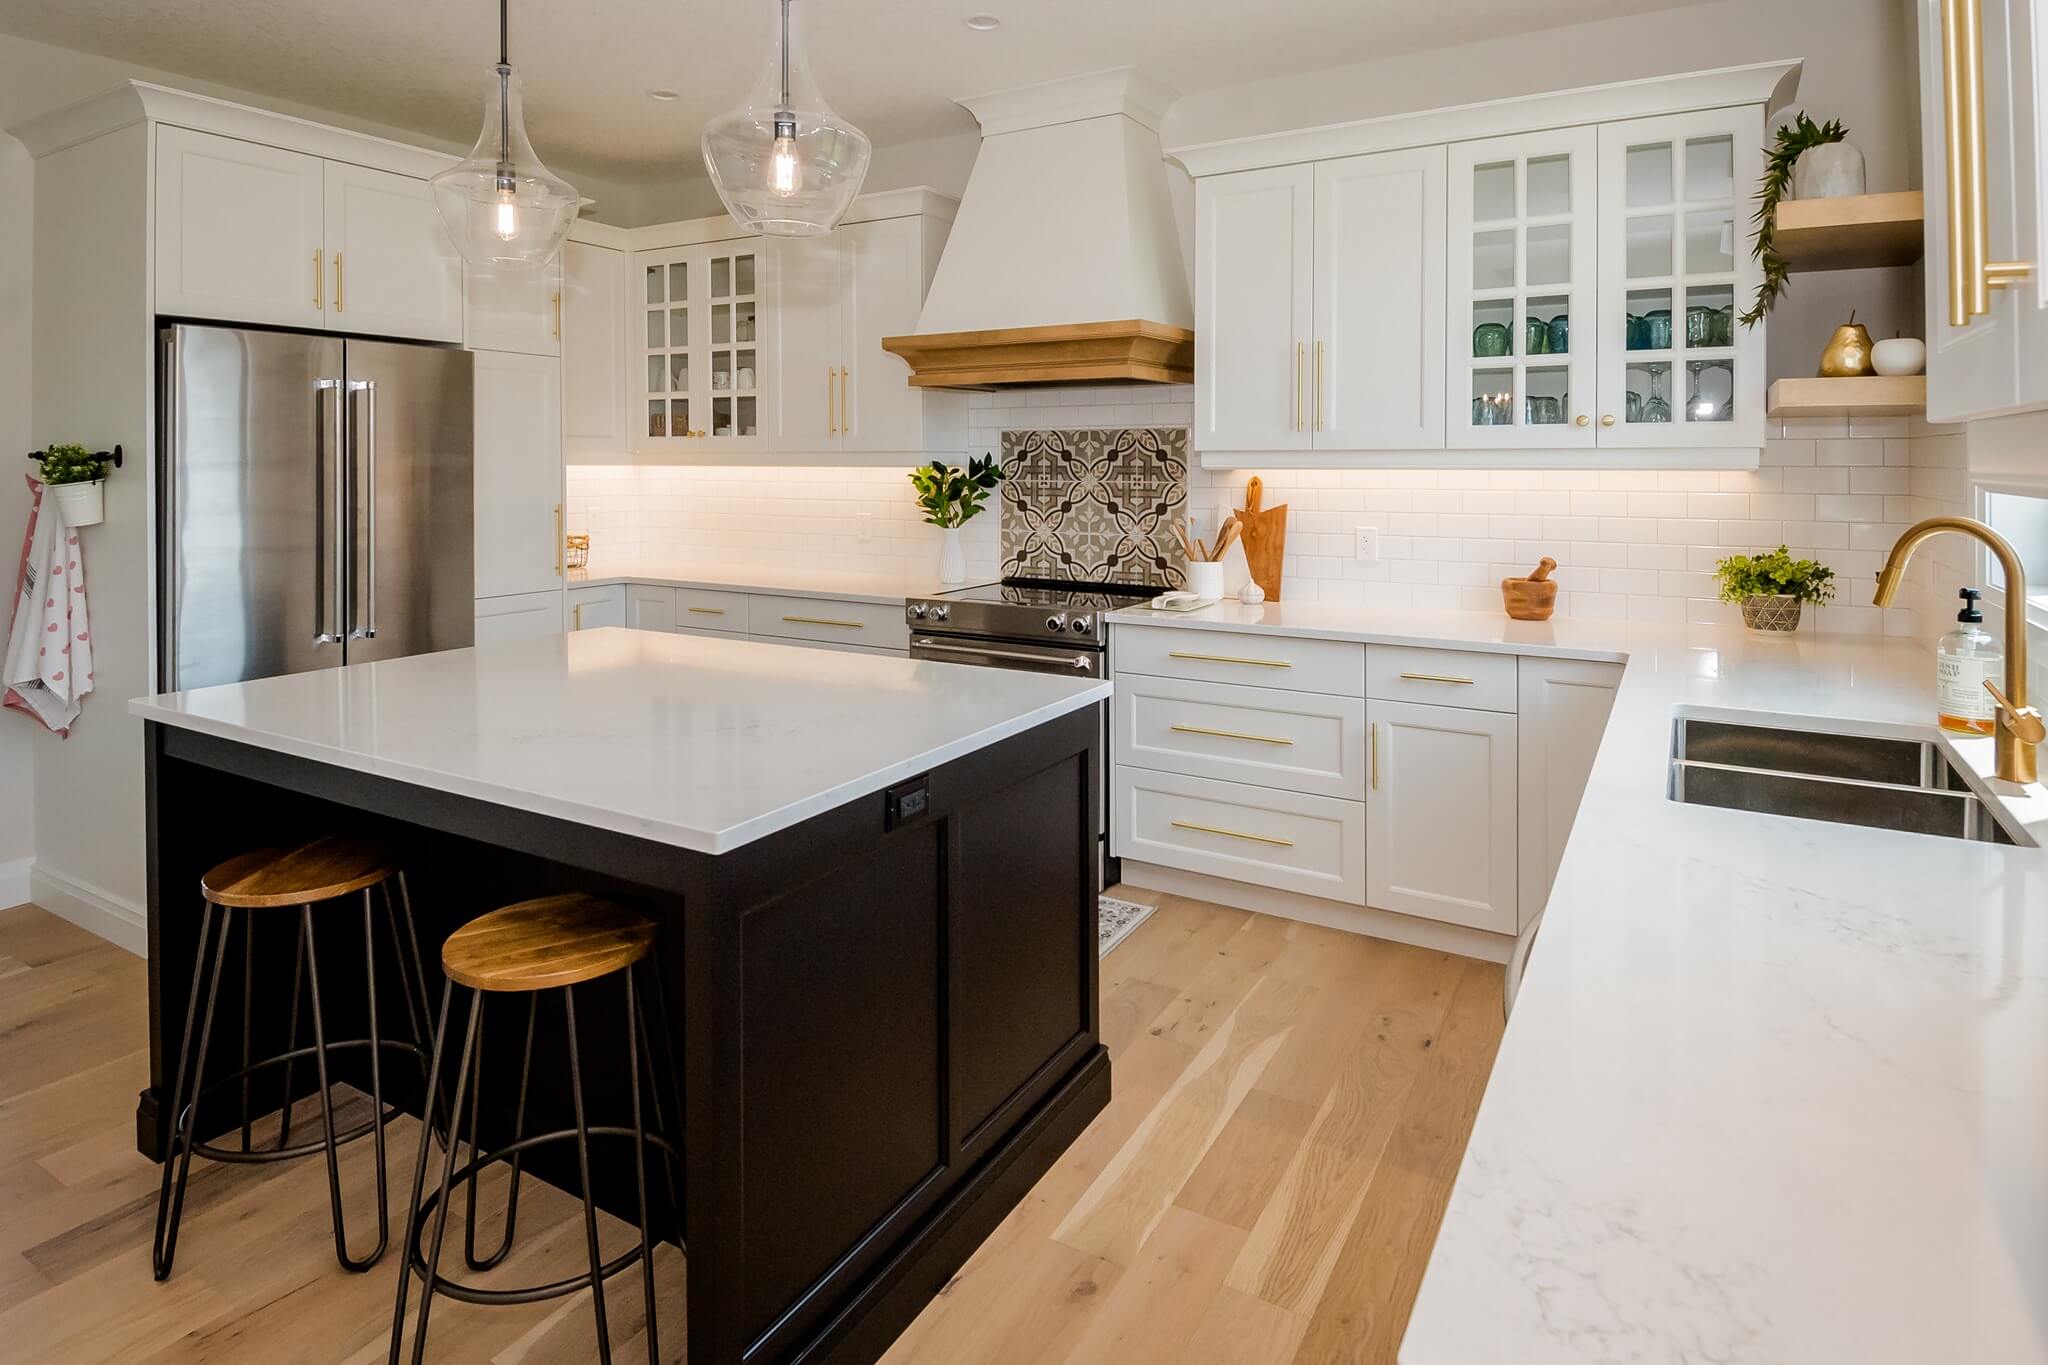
474;591;563;642
567;585;625;630
1366;700;1518;932
627;585;678;631
1112;766;1365;903
1113;673;1364;799
1516;656;1622;923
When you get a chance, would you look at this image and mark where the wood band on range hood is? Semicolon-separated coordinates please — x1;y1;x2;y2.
880;319;1194;388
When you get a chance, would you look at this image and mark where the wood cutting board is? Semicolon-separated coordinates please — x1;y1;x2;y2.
1233;476;1287;601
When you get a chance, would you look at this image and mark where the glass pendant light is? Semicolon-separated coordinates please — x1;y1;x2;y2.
431;0;579;269
702;0;872;236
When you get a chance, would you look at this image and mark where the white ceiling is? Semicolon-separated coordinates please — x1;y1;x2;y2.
0;0;1714;183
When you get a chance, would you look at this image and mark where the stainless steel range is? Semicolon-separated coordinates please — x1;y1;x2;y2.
904;578;1165;677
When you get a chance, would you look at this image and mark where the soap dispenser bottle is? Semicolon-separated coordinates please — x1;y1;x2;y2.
1936;587;2000;736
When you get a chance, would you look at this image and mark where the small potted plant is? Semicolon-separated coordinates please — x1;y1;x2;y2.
909;454;1004;584
1715;544;1836;633
33;443;113;529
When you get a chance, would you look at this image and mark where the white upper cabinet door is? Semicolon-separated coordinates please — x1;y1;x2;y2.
636;247;700;452
562;241;627;458
1196;165;1314;453
1515;655;1621;925
840;217;927;454
472;350;564;599
322;162;464;342
466;257;562;357
697;241;767;453
2011;0;2048;411
155;127;327;327
1595;111;1763;450
1366;699;1518;933
768;233;842;452
1313;147;1447;450
1446;128;1597;450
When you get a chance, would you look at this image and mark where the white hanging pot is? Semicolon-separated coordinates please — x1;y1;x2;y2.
51;480;104;529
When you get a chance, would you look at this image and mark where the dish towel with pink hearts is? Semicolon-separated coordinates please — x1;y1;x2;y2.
4;476;93;736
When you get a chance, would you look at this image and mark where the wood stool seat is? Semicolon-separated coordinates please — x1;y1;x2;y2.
441;895;656;993
200;835;396;909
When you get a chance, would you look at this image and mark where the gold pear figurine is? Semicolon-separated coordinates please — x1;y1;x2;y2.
1818;310;1876;377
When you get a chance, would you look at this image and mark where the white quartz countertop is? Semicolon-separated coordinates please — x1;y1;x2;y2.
1110;601;2048;1364
129;629;1109;854
569;559;951;605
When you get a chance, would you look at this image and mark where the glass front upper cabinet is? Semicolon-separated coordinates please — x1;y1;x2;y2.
1447;128;1598;449
1595;110;1765;450
638;240;765;452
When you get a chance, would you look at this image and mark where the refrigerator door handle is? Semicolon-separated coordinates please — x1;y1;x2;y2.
160;331;180;686
316;378;346;644
348;379;378;640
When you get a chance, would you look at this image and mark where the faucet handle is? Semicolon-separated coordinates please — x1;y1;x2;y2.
1982;678;2048;745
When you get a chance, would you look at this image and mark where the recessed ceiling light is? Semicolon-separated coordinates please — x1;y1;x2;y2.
647;89;682;102
964;14;1001;31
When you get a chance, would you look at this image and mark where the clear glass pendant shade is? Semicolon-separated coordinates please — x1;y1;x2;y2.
432;63;579;268
702;0;871;236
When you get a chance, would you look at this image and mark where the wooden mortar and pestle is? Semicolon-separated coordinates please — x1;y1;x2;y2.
1502;557;1558;621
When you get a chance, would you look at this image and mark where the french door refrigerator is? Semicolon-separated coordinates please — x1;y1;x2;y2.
158;323;475;692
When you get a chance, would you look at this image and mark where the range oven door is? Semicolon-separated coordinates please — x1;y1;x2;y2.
909;633;1103;678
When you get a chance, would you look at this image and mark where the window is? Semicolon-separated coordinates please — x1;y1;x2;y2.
1977;486;2048;626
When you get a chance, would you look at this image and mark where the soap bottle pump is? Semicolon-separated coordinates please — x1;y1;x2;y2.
1936;587;2001;736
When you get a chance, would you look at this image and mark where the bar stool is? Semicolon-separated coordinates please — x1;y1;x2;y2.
390;894;682;1365
152;835;437;1281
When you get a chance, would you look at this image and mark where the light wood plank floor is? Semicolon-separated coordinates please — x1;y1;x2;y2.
0;892;1502;1364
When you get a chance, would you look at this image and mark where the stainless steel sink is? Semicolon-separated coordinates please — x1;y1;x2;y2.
1670;717;2029;845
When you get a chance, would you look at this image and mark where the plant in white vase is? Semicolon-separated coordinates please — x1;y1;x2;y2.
909;454;1004;585
33;442;115;528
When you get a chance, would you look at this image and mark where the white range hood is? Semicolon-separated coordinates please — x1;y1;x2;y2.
882;68;1194;388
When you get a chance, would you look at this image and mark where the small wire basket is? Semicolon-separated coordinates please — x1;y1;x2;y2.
564;534;590;570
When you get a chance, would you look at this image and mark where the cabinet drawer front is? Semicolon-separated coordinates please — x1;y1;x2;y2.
1366;645;1517;712
1114;674;1364;799
747;595;911;650
675;587;749;627
1115;626;1363;695
1112;767;1364;903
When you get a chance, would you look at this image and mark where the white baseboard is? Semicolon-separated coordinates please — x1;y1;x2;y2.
0;856;30;912
1119;860;1513;965
29;863;147;957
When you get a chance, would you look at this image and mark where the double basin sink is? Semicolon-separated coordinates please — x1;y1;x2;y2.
1669;715;2030;846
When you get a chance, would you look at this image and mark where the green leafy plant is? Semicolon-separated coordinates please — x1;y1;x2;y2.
1715;544;1837;605
909;454;1004;529
1740;114;1848;328
33;443;109;487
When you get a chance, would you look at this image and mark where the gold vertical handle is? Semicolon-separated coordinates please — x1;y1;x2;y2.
552;290;562;340
1315;340;1326;432
554;504;564;577
572;602;584;630
1370;721;1380;791
1943;0;2036;327
827;367;837;434
1294;343;1305;431
313;249;324;309
333;252;344;313
840;366;849;435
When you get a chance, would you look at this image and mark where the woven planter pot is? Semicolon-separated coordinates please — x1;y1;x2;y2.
1740;594;1804;633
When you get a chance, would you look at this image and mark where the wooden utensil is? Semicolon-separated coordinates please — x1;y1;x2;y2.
1233;476;1288;601
1501;556;1559;621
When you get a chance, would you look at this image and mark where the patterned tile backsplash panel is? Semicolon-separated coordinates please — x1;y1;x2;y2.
1000;427;1189;586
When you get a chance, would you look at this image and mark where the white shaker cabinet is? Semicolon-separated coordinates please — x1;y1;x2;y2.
768;234;842;450
568;585;626;630
475;591;565;643
472;350;565;600
1194;165;1314;453
840;216;933;454
1516;656;1623;922
321;161;464;343
636;239;766;453
1365;699;1518;934
627;585;679;632
467;258;562;357
562;240;628;458
1313;147;1447;449
155;127;327;328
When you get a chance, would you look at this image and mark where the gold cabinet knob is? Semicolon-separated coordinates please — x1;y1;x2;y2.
1575;414;1590;427
1600;414;1617;427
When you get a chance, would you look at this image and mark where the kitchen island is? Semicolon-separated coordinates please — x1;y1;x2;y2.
129;628;1112;1365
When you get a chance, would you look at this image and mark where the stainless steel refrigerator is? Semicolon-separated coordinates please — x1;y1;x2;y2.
158;323;475;692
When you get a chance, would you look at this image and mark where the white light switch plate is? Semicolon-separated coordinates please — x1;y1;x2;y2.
1354;526;1380;562
857;512;873;542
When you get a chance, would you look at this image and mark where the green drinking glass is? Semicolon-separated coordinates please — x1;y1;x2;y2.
1473;322;1511;358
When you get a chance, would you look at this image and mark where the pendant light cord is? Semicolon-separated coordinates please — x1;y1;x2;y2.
496;0;512;173
779;0;792;109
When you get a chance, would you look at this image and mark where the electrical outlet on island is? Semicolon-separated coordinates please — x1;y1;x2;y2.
1354;526;1380;562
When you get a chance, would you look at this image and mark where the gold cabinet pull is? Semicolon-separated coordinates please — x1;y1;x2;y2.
1170;723;1294;746
686;605;727;615
783;614;862;629
827;367;838;434
1575;414;1590;427
1942;0;2036;326
313;249;324;309
1171;819;1294;848
1398;671;1474;685
840;366;849;435
1370;722;1380;790
1315;339;1326;431
333;251;344;312
572;603;584;630
554;504;563;576
1600;414;1617;427
1168;650;1292;668
1293;342;1304;431
552;289;562;339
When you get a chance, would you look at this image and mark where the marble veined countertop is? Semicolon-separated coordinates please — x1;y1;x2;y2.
569;559;956;605
1110;602;2048;1364
130;629;1110;854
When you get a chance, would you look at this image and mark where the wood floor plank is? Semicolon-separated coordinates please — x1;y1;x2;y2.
1056;1205;1249;1365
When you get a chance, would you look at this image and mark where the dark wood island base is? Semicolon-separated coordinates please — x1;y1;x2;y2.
138;705;1108;1365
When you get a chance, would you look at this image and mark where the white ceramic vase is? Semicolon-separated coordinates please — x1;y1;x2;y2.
1792;142;1866;200
51;480;104;529
937;527;967;585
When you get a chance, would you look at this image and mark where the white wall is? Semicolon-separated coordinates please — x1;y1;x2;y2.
0;134;33;903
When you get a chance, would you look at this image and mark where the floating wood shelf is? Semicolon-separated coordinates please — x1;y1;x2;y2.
1766;375;1926;417
880;320;1195;389
1773;191;1925;272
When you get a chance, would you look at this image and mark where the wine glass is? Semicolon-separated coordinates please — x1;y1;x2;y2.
1643;371;1670;424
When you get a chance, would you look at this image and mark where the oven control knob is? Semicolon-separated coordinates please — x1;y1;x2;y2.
1046;614;1067;632
932;604;949;622
1072;616;1093;634
908;602;929;619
